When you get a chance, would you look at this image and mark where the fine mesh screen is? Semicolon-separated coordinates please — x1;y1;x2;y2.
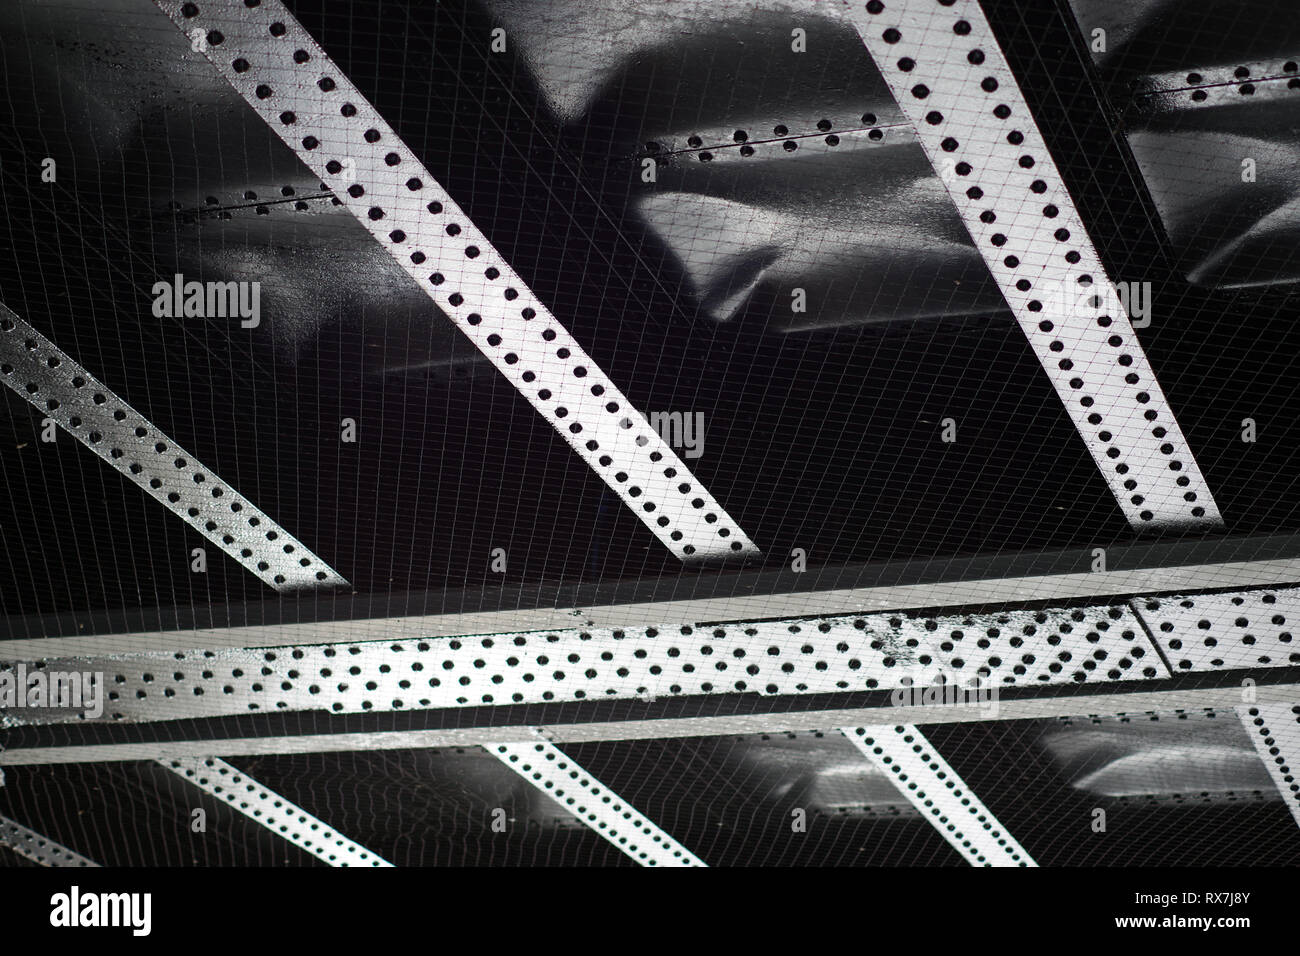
0;0;1298;869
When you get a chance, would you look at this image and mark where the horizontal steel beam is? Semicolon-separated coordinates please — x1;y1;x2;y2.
8;583;1300;730
1131;56;1300;114
4;681;1295;766
1;601;1166;726
6;534;1300;658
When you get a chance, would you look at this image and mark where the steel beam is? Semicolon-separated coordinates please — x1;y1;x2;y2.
842;724;1036;866
1131;57;1300;114
152;0;756;562
1236;703;1300;826
848;0;1221;531
492;736;705;866
13;584;1300;729
0;814;100;867
1;601;1160;725
0;303;347;592
161;756;393;866
8;537;1299;659
1135;589;1300;673
4;683;1295;767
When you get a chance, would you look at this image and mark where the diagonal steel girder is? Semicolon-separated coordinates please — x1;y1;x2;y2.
152;0;757;563
0;303;347;592
492;735;705;866
0;814;101;867
161;756;393;866
847;0;1221;532
841;724;1036;866
1236;703;1300;827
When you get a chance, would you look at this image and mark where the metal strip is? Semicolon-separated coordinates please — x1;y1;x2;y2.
0;814;100;867
1135;586;1300;673
644;121;916;165
847;0;1221;531
1235;703;1300;827
0;304;347;592
841;724;1036;866
1132;57;1300;113
160;756;393;866
5;682;1299;766
9;547;1299;659
3;602;1153;725
153;0;756;562
910;603;1168;685
492;737;705;866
